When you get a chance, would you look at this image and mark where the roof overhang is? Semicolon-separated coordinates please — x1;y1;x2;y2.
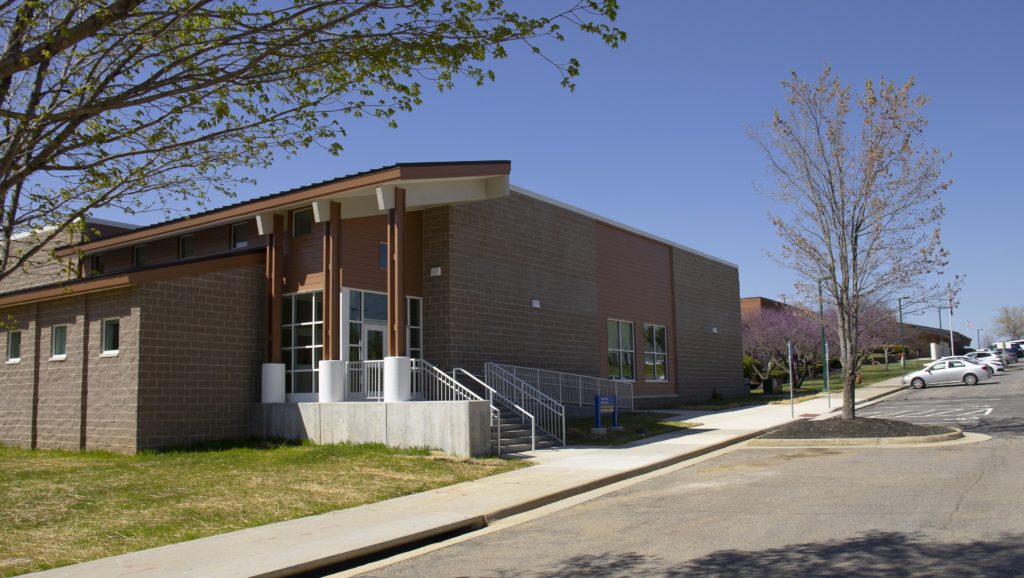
57;161;510;257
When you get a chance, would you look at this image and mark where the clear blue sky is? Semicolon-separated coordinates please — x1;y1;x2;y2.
99;0;1023;345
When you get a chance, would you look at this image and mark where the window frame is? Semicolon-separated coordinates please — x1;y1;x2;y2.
282;291;323;395
6;330;21;363
292;208;313;236
230;221;249;249
51;325;68;360
100;318;120;356
132;245;147;269
178;234;195;259
91;254;106;276
378;242;388;270
643;323;669;382
606;319;635;381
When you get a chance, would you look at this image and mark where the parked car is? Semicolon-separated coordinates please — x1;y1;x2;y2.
996;349;1018;364
967;350;1008;370
935;356;995;378
902;359;987;389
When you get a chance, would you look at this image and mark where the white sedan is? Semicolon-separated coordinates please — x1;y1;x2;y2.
966;351;1007;371
935;356;995;378
902;359;988;389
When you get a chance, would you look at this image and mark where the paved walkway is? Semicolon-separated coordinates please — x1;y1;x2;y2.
33;380;905;578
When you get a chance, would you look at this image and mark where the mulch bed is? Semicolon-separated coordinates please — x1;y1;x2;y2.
762;417;954;439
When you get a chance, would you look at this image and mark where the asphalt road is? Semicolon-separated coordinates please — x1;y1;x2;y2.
350;367;1024;577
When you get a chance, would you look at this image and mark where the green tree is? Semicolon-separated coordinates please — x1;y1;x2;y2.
751;66;949;419
0;0;624;285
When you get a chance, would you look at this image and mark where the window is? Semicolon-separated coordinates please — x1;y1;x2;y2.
292;208;313;236
378;242;387;270
91;254;105;276
132;245;146;268
408;297;423;359
644;324;668;382
230;222;249;248
282;292;323;394
51;325;68;359
6;331;21;363
346;290;421;361
178;234;194;259
101;319;119;354
607;320;634;380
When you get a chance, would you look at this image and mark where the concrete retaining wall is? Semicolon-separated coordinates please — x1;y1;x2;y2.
250;400;492;457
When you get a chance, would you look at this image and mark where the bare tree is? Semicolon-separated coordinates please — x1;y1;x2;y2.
993;306;1024;340
751;66;949;419
0;0;624;286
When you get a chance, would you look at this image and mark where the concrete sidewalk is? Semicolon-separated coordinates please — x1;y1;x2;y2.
32;380;905;578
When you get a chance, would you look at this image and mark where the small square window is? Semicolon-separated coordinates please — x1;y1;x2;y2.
231;222;249;248
91;254;105;276
378;243;387;270
101;319;120;354
178;234;194;259
51;325;68;358
132;245;146;268
6;331;21;362
292;209;313;236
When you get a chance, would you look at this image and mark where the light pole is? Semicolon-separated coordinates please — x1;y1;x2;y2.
898;296;910;368
938;306;947;356
818;279;830;407
948;306;955;355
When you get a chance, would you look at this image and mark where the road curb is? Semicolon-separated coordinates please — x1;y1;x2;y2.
747;427;963;447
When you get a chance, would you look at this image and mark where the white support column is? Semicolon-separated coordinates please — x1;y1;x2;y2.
383;356;412;402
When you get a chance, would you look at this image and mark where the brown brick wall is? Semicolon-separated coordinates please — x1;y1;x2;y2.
0;305;37;447
1;230;78;293
135;265;266;450
673;248;744;401
36;300;85;450
423;192;601;376
83;289;141;452
596;223;676;397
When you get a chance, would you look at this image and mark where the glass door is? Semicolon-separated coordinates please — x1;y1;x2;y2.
365;324;386;361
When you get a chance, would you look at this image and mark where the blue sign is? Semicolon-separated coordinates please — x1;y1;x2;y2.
594;395;619;428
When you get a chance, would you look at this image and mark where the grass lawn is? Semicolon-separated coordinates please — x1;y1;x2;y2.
0;440;525;577
566;412;697;446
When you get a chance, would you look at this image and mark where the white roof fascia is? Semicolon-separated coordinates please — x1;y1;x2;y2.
509;184;738;269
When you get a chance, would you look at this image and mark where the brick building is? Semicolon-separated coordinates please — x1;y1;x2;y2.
0;161;742;453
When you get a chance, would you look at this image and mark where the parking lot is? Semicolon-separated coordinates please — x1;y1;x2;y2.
859;364;1024;438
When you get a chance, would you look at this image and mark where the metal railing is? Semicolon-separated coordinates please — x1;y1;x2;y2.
484;362;565;446
345;359;482;403
488;363;634;410
412;359;483;401
346;360;384;401
455;368;535;453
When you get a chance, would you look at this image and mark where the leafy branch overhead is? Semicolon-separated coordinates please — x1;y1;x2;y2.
0;0;625;284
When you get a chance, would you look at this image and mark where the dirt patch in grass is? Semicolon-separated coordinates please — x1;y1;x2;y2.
0;441;525;577
762;417;953;439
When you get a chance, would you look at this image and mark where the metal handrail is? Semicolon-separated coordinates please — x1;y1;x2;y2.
484;362;565;446
412;359;483;402
488;363;634;410
455;368;536;453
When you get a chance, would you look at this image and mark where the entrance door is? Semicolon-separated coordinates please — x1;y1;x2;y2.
365;324;386;361
363;323;387;399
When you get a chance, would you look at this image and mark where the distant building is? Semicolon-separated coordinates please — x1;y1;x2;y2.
902;322;972;358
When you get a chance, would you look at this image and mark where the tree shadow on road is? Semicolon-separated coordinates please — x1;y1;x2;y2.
489;531;1024;577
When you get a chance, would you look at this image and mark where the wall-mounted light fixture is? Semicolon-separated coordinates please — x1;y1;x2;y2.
711;327;718;334
429;267;442;277
531;299;541;309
